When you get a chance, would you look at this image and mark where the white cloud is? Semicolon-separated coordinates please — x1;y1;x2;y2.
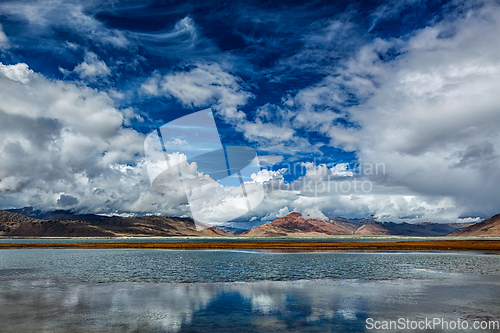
134;16;218;58
141;62;314;154
142;63;250;121
249;0;500;222
368;0;423;32
330;163;354;177
277;206;290;218
0;62;190;215
458;217;482;223
0;0;129;48
0;62;285;223
257;155;283;167
0;24;8;49
206;1;500;224
0;62;31;83
74;52;111;80
240;120;295;141
331;1;500;218
251;169;286;184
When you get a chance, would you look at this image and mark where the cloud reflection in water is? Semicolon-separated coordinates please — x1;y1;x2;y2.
2;274;499;332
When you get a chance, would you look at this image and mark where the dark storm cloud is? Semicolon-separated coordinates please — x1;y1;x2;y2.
453;143;497;168
57;194;79;207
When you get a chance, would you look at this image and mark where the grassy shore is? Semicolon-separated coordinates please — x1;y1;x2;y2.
1;240;500;251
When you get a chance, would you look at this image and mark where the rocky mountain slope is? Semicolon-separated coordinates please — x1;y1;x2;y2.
448;214;500;237
242;212;472;237
241;213;352;237
215;226;248;235
0;210;225;237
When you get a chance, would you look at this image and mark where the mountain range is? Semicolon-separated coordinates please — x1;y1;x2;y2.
448;213;500;237
0;210;225;237
240;212;473;237
1;208;498;237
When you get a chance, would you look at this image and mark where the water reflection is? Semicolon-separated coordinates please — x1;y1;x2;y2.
1;275;499;332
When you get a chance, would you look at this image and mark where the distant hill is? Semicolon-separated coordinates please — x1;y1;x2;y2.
448;214;500;237
241;212;472;237
0;210;112;237
354;221;470;237
0;210;226;237
241;213;352;237
215;226;248;235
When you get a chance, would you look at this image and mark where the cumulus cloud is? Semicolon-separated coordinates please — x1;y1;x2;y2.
0;62;188;216
330;163;354;177
251;169;286;184
249;0;500;222
0;61;274;223
141;62;312;154
74;52;111;80
328;1;500;219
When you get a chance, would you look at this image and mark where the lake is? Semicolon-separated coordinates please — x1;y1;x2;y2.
1;249;499;332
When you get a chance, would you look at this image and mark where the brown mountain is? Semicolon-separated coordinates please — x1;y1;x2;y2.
448;214;500;237
353;221;471;236
354;223;391;235
241;212;353;237
215;226;248;235
0;210;226;237
241;212;472;237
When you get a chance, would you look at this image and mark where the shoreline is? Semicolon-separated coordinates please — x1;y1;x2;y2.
1;240;499;251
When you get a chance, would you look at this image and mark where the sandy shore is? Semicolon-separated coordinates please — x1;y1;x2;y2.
1;240;499;251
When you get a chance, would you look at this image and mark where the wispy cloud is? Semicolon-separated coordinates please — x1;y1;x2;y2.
0;24;9;49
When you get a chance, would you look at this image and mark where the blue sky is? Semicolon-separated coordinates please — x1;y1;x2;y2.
1;0;500;225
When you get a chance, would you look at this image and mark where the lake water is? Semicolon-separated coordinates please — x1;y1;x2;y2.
1;249;500;332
